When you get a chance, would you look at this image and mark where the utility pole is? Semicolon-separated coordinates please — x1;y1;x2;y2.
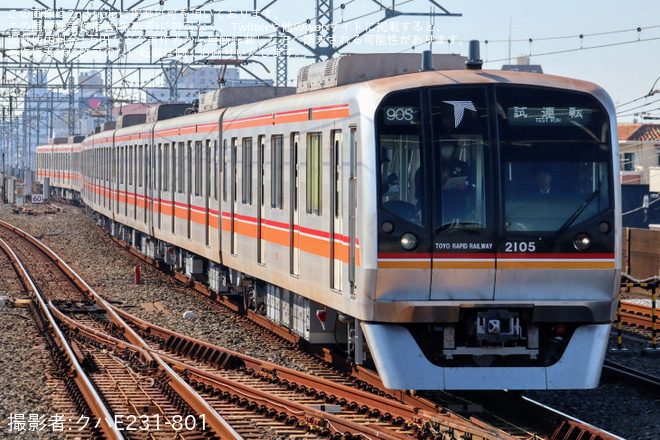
315;0;334;61
276;32;288;87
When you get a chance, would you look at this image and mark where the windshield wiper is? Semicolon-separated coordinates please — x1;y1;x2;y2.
555;188;600;236
437;221;483;234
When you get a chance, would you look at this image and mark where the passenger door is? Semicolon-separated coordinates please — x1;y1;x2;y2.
290;133;300;276
331;130;343;291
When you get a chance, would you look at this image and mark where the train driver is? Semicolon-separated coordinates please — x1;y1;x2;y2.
439;143;472;224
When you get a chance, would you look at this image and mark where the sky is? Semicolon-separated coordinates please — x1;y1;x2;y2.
2;1;660;123
431;1;660;123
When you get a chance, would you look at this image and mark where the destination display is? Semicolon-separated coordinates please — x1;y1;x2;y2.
507;106;592;126
383;106;421;125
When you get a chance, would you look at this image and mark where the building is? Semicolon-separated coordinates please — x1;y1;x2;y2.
617;123;660;228
501;56;543;74
618;123;660;185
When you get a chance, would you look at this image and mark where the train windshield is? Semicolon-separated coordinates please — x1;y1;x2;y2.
377;85;612;236
496;86;612;233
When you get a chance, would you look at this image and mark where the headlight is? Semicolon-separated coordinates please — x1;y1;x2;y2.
573;233;591;251
400;232;418;250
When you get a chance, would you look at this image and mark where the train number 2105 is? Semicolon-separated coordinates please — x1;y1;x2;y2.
505;241;537;253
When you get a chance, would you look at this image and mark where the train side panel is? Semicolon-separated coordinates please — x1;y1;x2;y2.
35;65;621;391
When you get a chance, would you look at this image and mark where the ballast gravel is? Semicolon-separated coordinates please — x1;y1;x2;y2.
0;202;657;439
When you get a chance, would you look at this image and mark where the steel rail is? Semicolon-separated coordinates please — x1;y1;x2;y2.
0;220;242;440
114;234;441;412
49;306;403;439
177;361;407;440
0;237;124;440
49;286;518;439
113;305;519;440
105;232;525;439
92;221;629;440
103;228;624;440
602;360;660;396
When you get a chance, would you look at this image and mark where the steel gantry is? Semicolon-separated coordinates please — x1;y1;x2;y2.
0;0;460;171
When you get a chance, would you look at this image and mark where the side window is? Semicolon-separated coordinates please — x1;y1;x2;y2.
271;135;283;209
195;141;202;197
119;147;124;184
177;142;185;194
138;145;143;187
163;143;169;192
222;139;227;202
306;132;322;215
210;140;217;201
111;147;116;184
128;145;133;186
242;137;253;205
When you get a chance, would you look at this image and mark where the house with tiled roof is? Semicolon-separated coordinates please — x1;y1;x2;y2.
618;123;660;185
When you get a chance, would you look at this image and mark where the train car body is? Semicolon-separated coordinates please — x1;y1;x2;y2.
36;53;621;390
36;135;84;200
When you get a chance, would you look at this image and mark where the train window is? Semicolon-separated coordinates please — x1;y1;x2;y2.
242;137;253;205
156;144;161;194
332;130;342;219
134;145;138;186
117;148;122;184
205;140;211;199
129;145;134;186
188;141;193;237
163;143;169;192
223;139;228;202
177;142;185;194
496;85;612;232
195;141;202;197
272;135;283;209
103;149;106;184
120;147;125;185
213;140;218;201
376;90;423;225
138;145;143;187
111;148;116;184
306;132;322;216
291;133;299;213
186;141;192;193
259;135;266;209
430;87;490;232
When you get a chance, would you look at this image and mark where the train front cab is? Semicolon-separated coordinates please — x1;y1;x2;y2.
366;79;620;390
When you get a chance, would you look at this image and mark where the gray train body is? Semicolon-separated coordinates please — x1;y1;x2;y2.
37;54;621;390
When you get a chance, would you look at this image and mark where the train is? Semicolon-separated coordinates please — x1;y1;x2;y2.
36;49;621;390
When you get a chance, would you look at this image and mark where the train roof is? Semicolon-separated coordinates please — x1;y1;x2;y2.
296;53;466;93
116;113;146;129
42;53;614;148
198;86;296;112
361;68;614;110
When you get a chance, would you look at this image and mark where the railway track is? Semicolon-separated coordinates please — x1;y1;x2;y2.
0;216;630;439
0;219;520;439
601;360;660;397
103;226;628;440
0;221;239;439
